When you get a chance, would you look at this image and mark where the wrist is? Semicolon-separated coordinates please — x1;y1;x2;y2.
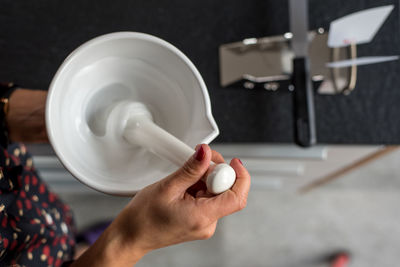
105;218;149;265
72;218;148;266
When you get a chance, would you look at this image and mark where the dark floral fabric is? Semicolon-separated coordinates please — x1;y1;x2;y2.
0;143;75;266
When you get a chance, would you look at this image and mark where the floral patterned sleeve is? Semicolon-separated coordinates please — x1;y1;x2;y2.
0;143;76;267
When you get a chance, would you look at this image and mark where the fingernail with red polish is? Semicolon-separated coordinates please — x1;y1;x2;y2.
238;158;243;165
195;145;205;161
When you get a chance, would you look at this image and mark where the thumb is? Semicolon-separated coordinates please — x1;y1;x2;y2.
165;144;212;192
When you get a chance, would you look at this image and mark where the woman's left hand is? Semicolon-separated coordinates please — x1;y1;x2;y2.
6;88;48;143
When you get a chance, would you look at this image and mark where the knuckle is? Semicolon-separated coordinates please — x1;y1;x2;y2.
212;151;224;162
158;179;171;192
237;195;248;210
189;216;210;232
199;228;215;240
160;178;178;195
190;220;206;232
181;162;199;179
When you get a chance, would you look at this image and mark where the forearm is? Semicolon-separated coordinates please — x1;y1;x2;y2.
71;218;148;267
6;88;48;143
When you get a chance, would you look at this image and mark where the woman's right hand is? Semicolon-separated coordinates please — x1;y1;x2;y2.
72;144;250;266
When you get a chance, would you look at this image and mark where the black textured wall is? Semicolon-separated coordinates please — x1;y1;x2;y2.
0;0;399;144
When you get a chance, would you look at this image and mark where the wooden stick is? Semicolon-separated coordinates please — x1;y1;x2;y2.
299;146;399;193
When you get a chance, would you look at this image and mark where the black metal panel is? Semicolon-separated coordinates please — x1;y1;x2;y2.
0;0;398;144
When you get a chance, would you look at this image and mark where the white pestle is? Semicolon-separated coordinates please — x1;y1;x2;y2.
121;102;236;194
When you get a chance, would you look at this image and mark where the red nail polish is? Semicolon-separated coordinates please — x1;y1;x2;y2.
195;145;205;161
238;158;243;165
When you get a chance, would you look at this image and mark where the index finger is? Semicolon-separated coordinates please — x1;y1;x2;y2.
230;158;251;201
211;150;225;164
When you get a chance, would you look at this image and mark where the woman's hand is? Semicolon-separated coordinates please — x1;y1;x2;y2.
118;143;250;249
6;88;48;143
72;144;250;266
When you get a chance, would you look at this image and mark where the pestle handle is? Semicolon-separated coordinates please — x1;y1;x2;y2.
123;117;236;194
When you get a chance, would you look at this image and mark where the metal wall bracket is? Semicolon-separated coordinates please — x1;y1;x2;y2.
219;29;357;95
